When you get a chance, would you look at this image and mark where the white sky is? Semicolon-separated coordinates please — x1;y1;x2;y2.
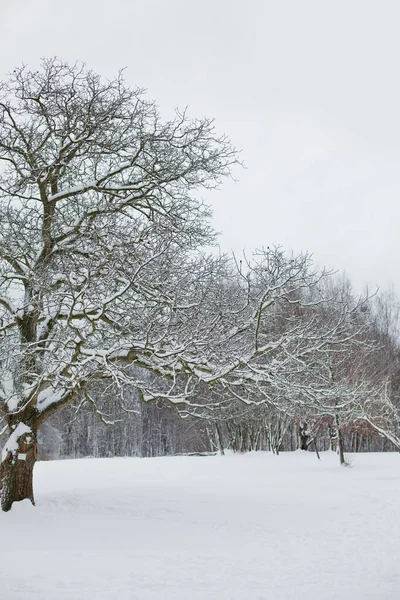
1;0;399;290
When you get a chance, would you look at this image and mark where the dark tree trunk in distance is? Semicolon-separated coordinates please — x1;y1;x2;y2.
299;422;310;451
334;414;346;466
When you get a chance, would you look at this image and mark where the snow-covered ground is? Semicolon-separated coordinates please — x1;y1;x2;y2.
1;451;400;599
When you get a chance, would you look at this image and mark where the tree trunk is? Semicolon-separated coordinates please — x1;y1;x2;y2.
0;423;38;512
311;437;320;460
334;414;346;466
299;422;309;450
337;431;345;465
214;423;225;456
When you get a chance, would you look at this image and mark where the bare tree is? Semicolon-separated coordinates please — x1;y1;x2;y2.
350;290;400;451
171;253;377;463
0;59;238;510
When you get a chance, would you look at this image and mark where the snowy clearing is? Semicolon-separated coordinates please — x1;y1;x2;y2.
1;451;400;599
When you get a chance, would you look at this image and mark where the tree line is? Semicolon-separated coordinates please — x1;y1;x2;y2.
40;280;400;462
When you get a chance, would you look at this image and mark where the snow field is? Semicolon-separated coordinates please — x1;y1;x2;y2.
1;451;400;599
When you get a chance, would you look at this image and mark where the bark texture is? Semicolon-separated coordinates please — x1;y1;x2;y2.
0;426;38;512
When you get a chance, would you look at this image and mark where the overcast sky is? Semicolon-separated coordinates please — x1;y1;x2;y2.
1;0;399;290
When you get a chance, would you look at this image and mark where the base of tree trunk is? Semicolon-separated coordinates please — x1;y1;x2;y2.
0;425;37;512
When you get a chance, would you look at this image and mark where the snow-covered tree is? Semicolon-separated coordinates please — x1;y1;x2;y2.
0;59;386;512
0;59;238;510
173;252;376;461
